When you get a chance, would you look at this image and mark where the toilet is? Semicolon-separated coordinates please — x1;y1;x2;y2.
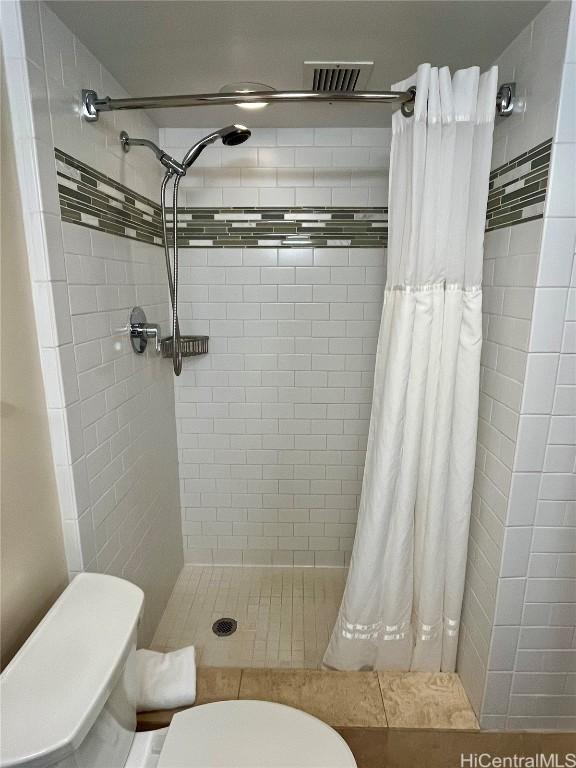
0;573;356;768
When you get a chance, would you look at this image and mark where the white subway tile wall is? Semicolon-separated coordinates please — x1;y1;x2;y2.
158;126;391;208
458;0;575;729
501;192;575;729
458;215;543;716
6;0;183;642
157;127;390;565
62;223;183;642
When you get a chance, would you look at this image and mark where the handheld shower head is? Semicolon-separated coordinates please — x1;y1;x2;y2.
219;124;252;146
181;124;251;169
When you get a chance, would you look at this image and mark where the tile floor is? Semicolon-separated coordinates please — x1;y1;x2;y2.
150;566;346;668
139;685;576;768
138;667;479;732
148;566;480;733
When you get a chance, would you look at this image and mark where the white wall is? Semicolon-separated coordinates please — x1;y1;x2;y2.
2;0;183;642
159;126;389;565
458;0;575;728
1;69;69;668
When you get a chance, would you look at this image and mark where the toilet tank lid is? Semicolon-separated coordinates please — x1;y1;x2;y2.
0;573;144;768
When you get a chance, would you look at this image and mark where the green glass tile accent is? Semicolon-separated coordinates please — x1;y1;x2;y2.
56;140;550;244
56;148;389;247
485;138;552;233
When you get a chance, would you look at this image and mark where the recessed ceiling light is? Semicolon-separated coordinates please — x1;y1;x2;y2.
219;82;275;110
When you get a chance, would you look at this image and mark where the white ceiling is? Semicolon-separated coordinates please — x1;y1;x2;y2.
49;0;547;128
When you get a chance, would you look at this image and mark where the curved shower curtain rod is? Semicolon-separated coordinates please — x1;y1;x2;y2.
81;83;515;121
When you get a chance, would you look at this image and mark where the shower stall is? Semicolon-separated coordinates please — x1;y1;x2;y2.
3;0;574;731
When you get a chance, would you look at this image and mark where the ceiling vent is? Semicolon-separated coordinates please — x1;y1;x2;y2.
304;61;374;92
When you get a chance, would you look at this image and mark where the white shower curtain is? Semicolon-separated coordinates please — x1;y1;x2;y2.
324;64;498;672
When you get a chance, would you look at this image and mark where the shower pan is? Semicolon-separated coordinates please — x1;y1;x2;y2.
123;124;251;375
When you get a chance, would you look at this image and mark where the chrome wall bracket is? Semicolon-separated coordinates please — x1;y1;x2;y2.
496;82;516;117
400;87;417;118
81;89;99;122
129;306;161;354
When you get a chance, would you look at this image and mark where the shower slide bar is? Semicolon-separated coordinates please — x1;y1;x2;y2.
81;83;515;122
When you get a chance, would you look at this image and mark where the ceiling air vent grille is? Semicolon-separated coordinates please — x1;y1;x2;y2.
304;61;374;92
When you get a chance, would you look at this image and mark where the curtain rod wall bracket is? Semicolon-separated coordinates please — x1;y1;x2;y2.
400;87;417;117
81;89;99;121
496;82;515;117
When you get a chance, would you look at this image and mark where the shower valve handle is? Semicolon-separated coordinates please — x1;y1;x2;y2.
131;322;161;353
129;307;161;354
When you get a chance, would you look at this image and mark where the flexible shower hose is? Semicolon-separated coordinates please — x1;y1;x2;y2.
160;171;183;375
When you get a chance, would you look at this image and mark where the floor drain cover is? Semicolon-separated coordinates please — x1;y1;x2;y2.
212;617;237;637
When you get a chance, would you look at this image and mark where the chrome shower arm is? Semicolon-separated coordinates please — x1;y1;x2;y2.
120;131;185;176
121;134;164;159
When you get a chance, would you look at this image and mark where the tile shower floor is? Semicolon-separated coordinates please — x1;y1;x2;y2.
150;566;346;668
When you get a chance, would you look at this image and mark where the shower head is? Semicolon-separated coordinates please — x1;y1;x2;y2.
219;124;252;146
182;124;251;169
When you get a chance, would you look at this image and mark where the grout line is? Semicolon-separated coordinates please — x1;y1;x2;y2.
235;668;243;700
375;670;390;728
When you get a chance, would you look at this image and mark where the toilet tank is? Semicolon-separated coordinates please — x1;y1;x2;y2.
0;573;144;768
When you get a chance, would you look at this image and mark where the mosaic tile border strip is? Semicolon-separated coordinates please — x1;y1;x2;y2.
56;148;163;245
56;139;552;246
166;207;388;248
486;138;552;232
55;149;388;248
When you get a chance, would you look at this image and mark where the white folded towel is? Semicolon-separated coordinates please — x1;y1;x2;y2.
135;646;196;712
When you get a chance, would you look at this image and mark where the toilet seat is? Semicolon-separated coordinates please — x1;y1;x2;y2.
156;700;357;768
